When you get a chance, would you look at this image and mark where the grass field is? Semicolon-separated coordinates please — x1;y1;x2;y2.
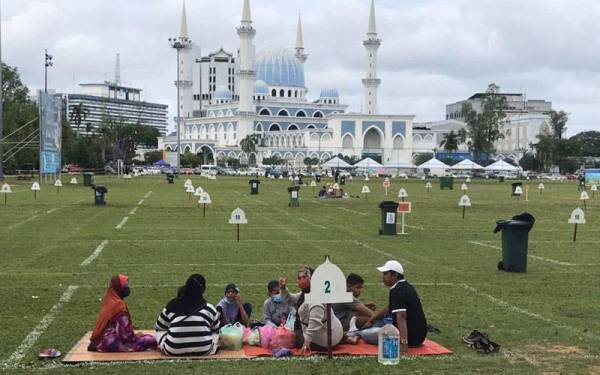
1;175;599;374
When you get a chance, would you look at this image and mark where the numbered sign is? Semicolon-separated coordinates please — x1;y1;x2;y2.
333;183;340;190
229;207;248;224
198;192;212;204
361;185;371;194
194;187;204;197
397;202;412;213
425;182;432;189
70;178;78;185
289;176;294;181
461;183;469;191
591;185;598;192
514;186;523;196
580;191;590;201
305;257;353;304
385;212;396;224
294;176;300;182
538;183;545;190
466;177;472;183
184;179;193;188
186;185;196;193
349;175;353;180
365;176;370;182
54;180;63;187
398;188;408;199
291;190;298;199
279;175;284;180
459;195;472;207
31;182;41;191
568;208;586;224
1;183;12;193
310;181;316;187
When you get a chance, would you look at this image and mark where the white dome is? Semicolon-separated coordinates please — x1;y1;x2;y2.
214;86;232;100
320;88;339;98
255;47;305;88
254;80;269;95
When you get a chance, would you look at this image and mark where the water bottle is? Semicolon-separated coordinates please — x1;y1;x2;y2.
378;317;400;365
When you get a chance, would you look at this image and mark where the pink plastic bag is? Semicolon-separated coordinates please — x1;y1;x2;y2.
269;327;295;350
242;326;252;343
259;325;276;349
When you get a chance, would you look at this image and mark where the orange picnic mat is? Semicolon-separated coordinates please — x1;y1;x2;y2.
243;339;453;357
62;331;249;363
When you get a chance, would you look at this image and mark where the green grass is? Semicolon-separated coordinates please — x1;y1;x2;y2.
1;175;599;374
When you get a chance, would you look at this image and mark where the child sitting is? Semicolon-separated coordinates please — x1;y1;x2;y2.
216;283;252;327
263;280;293;326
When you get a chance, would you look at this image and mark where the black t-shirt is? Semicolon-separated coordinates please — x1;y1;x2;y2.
389;280;427;346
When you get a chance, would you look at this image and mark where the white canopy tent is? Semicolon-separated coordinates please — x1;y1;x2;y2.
353;158;383;169
485;160;521;172
417;158;450;177
451;159;484;170
323;156;352;169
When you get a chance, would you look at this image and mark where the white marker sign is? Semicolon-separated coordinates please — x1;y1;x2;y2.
361;185;371;194
365;176;370;182
70;178;78;185
459;194;472;207
1;183;12;193
461;183;469;191
229;207;248;224
580;191;590;200
198;192;212;204
398;188;408;199
568;208;586;224
31;182;41;191
466;177;472;183
425;182;432;189
54;180;63;187
514;186;523;196
310;181;316;187
305;257;353;305
184;179;193;188
591;185;598;192
194;187;204;197
186;185;195;193
333;183;340;190
538;183;545;190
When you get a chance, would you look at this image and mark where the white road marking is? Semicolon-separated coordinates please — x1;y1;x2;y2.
339;207;368;216
298;217;326;229
352;240;416;265
80;240;109;267
0;286;79;369
137;199;145;206
8;215;39;230
46;208;59;214
144;191;153;199
129;207;139;215
469;241;579;266
115;216;129;229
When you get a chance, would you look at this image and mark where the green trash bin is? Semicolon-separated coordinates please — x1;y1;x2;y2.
378;201;399;236
249;179;260;195
511;182;523;196
440;176;454;190
288;186;300;207
499;176;505;183
166;173;174;184
340;176;346;186
494;213;535;272
83;172;94;187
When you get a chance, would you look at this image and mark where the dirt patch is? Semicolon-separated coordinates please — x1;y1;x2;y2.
546;345;586;355
589;366;600;375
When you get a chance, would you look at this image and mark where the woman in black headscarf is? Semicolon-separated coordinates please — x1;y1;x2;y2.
155;274;221;356
279;266;343;354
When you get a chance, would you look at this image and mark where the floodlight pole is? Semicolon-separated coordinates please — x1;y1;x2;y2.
0;2;3;182
44;49;53;93
169;37;192;172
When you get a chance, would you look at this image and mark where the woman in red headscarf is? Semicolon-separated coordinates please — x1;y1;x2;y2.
88;274;157;352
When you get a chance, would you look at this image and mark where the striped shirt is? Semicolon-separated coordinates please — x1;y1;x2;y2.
155;303;220;356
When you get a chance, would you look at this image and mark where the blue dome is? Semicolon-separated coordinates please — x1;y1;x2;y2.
255;48;305;87
254;80;269;95
214;86;232;101
320;88;339;98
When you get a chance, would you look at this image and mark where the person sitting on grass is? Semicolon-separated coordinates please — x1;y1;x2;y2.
263;280;293;327
279;267;343;354
351;261;427;353
88;274;157;352
333;273;375;333
155;274;220;356
217;283;252;327
318;186;327;197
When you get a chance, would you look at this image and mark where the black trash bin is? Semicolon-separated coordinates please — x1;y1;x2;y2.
378;201;399;236
315;174;321;183
288;186;300;207
494;212;535;272
340;176;346;186
166;173;175;184
511;182;523;196
83;172;94;187
249;179;260;195
92;185;108;205
499;176;505;183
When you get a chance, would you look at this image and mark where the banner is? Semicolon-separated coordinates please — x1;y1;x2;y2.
39;92;62;174
585;169;600;185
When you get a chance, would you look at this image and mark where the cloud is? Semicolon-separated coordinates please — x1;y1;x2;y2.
2;0;599;136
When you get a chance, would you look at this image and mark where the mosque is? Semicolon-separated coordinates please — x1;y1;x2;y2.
158;0;416;168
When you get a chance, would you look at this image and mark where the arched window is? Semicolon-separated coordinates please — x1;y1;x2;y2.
393;136;404;149
313;111;324;118
295;90;298;98
288;90;292;97
288;124;299;131
296;110;307;117
342;134;353;149
280;89;285;97
271;89;277;97
277;109;290;117
269;124;281;132
259;108;271;116
307;124;316;129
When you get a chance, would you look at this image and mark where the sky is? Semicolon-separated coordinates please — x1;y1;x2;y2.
2;0;600;136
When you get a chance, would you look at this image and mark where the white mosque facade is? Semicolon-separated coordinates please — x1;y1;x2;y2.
158;0;416;168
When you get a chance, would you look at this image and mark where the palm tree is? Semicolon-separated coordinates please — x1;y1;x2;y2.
239;134;259;166
439;130;459;154
550;110;568;140
69;103;89;138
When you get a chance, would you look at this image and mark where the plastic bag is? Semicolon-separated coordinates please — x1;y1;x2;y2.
219;322;244;350
269;326;295;350
242;326;252;343
247;328;261;346
259;325;276;349
284;312;296;331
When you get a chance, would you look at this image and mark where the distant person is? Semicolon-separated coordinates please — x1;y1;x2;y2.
357;261;427;352
279;267;343;353
332;273;375;332
318;186;327;197
217;283;252;327
155;274;220;356
263;280;293;327
88;274;156;352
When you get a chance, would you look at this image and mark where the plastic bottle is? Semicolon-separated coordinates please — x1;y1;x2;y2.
378;317;400;365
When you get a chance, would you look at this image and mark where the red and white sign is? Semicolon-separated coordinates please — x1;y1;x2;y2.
383;181;391;188
397;202;412;213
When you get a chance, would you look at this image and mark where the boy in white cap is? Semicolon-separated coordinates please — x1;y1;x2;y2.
361;260;427;352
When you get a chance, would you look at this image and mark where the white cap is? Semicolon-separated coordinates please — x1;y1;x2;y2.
377;260;404;275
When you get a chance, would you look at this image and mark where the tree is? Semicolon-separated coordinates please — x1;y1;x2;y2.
144;151;163;165
262;156;284;165
413;153;433;166
519;152;541;171
69;103;89;137
96;116;160;164
549;110;569;140
461;83;507;162
181;151;201;168
239;134;259;166
439;131;459;154
569;131;600;157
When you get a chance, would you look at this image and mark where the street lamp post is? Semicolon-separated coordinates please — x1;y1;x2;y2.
44;49;53;93
169;37;192;171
